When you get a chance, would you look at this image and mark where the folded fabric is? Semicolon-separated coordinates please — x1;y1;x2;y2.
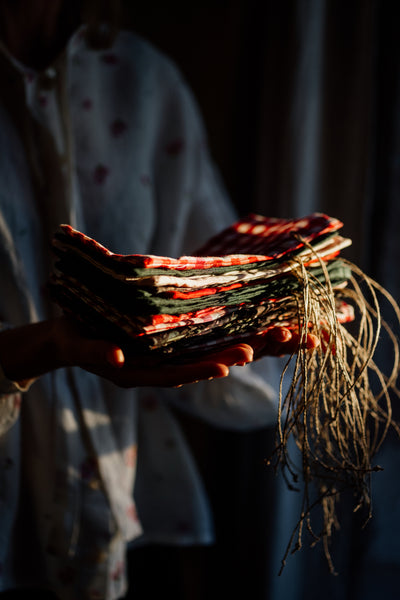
52;212;348;272
49;212;354;359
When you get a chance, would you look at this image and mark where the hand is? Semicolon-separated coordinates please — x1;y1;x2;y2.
247;326;320;359
77;343;255;388
56;320;318;386
54;318;254;388
0;318;317;390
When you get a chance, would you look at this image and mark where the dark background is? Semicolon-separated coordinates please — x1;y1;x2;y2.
122;0;249;212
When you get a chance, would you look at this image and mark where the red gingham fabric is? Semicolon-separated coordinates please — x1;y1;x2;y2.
50;213;354;350
55;224;268;269
56;213;344;272
195;212;344;258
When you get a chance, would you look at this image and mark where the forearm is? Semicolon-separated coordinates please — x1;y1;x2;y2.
0;316;309;392
0;319;64;385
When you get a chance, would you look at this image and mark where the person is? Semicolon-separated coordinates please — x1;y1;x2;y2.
0;1;318;598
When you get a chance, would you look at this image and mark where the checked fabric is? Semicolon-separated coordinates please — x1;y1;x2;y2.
49;213;355;360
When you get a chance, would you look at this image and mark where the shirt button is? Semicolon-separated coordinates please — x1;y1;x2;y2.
40;67;57;89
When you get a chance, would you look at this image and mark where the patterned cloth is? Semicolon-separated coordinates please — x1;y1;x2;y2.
196;212;345;256
49;213;354;358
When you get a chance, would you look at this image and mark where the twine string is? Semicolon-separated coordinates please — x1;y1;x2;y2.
268;239;400;574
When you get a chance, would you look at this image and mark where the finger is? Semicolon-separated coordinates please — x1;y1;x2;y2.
304;333;320;350
248;328;320;358
246;328;291;354
171;361;230;385
288;331;320;349
105;345;125;368
205;344;254;366
266;327;293;343
95;360;230;388
274;331;320;353
72;338;126;370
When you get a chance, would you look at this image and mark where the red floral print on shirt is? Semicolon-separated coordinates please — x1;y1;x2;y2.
82;98;93;110
101;53;119;65
142;394;159;411
111;561;124;581
110;119;127;138
124;445;138;467
13;394;22;410
38;94;48;107
93;164;110;184
126;503;139;521
140;174;151;186
165;137;185;156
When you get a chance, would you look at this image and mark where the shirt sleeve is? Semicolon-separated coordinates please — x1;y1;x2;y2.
0;364;24;435
0;321;30;435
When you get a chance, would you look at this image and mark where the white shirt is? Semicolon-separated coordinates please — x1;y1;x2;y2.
0;28;277;599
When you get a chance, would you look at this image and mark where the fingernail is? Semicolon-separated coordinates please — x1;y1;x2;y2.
216;370;229;378
276;328;292;342
107;347;125;367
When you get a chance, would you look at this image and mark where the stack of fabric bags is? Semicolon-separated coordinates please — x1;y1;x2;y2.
49;213;354;361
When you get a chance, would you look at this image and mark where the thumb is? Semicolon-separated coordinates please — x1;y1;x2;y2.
74;338;125;369
105;344;125;368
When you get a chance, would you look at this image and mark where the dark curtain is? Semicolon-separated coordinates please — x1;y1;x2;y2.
124;1;400;598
